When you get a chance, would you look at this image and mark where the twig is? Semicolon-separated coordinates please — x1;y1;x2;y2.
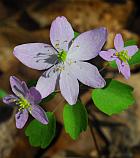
89;115;110;147
89;121;102;158
87;103;110;147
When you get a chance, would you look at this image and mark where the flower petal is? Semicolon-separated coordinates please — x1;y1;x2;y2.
14;43;58;70
27;87;42;104
67;27;107;61
22;81;29;94
15;110;28;129
116;59;130;79
59;66;79;105
10;76;27;97
99;49;116;61
50;16;74;52
30;105;48;124
70;61;106;88
124;45;138;57
114;33;124;52
3;94;18;105
36;67;59;98
116;59;121;72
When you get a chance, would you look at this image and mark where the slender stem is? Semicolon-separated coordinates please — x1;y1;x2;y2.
89;121;101;158
79;97;101;157
52;106;59;113
99;63;109;72
52;98;64;113
52;104;61;113
55;90;60;93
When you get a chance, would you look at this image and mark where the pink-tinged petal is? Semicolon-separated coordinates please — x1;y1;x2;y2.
120;63;130;80
116;59;122;72
114;33;124;52
70;61;106;88
14;43;58;70
124;45;138;57
36;67;59;98
116;59;130;79
27;87;42;104
10;76;27;97
30;105;48;124
59;66;79;105
15;110;28;129
67;27;107;61
99;49;116;61
50;16;74;52
122;64;130;80
3;95;18;105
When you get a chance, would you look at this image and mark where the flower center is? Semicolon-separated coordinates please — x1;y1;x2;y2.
16;97;31;111
57;50;67;62
116;50;131;63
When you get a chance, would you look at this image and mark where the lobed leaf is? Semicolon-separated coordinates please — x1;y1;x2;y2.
25;112;56;148
63;101;88;140
92;79;135;115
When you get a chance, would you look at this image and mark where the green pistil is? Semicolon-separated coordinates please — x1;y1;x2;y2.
116;50;131;63
58;50;67;62
16;97;31;111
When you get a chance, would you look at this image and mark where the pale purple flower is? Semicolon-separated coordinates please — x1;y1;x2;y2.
99;33;138;79
3;76;48;129
13;16;107;105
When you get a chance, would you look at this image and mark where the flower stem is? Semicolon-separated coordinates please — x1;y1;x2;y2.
55;90;60;93
52;99;63;113
99;62;109;72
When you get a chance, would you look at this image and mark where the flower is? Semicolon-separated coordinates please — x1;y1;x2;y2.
13;16;107;105
99;33;138;79
3;76;48;129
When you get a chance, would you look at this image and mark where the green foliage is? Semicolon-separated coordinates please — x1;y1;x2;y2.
0;89;7;99
25;112;56;148
109;60;117;68
40;92;56;104
27;79;37;88
63;101;88;140
92;79;135;115
109;39;140;68
128;50;140;65
74;31;80;38
124;39;137;47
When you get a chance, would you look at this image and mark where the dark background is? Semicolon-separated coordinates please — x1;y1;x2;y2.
1;0;140;158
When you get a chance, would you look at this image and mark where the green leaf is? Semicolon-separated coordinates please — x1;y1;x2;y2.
63;101;88;140
124;39;137;47
27;79;37;88
74;31;80;38
109;60;117;68
40;92;56;104
25;112;56;148
92;79;135;115
128;50;140;65
109;39;140;68
0;89;7;98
